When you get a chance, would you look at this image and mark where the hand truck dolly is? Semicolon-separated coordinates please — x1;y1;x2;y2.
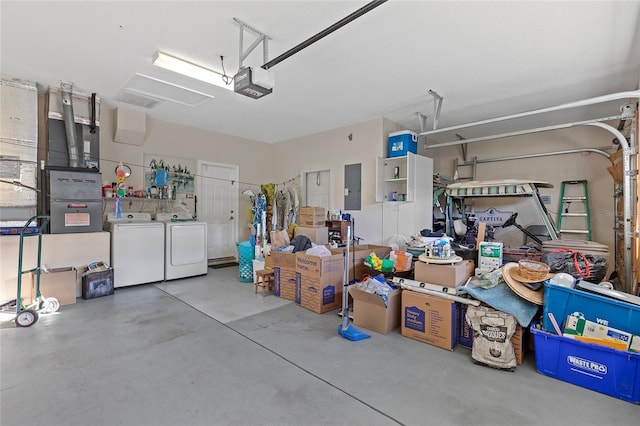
12;216;60;327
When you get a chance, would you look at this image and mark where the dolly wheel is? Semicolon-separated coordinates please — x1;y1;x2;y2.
41;297;60;314
15;309;39;327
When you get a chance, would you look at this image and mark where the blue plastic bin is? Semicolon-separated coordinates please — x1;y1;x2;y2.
542;282;640;336
237;240;255;283
531;325;640;403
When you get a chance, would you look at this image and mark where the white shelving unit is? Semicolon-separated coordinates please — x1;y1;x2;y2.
376;152;433;244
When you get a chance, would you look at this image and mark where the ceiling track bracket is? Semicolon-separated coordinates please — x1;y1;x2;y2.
427;90;444;130
233;18;272;70
416;112;428;133
458;136;468;162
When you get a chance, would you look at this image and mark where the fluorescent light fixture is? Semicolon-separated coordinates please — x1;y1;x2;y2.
152;51;233;90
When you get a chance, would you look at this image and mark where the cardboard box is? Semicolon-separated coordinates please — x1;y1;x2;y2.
30;267;77;306
298;274;341;313
273;268;300;302
18;276;33;304
300;206;325;216
511;324;525;364
350;286;401;334
339;244;391;281
296;250;344;313
299;206;326;227
563;315;638;351
414;260;474;288
457;303;526;364
270;251;297;270
294;226;328;245
296;251;344;279
401;290;457;351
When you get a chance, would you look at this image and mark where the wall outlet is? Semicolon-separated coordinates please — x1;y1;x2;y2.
540;195;551;204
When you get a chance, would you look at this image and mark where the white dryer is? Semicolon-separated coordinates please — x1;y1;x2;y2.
156;212;208;281
106;213;165;288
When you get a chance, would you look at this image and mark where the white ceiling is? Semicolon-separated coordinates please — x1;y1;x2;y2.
2;1;639;144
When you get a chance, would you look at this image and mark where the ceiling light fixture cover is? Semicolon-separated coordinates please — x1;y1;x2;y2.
152;51;232;90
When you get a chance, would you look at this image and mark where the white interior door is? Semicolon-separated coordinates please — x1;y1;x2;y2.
197;161;239;261
303;169;331;212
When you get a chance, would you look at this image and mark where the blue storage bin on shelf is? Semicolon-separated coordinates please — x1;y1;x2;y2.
531;325;640;404
388;130;418;158
236;240;255;283
542;282;640;336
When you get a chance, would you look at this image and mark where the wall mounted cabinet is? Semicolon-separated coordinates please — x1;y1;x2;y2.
376;152;433;244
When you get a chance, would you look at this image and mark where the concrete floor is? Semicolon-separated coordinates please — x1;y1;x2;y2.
1;266;638;426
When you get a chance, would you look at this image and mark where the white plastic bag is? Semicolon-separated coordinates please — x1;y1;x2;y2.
305;245;332;257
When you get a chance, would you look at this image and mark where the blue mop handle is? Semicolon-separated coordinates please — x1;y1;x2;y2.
341;225;352;332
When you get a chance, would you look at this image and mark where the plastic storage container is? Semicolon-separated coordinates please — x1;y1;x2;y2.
237;240;255;283
531;325;640;403
388;131;418;158
82;267;114;300
542;282;640;336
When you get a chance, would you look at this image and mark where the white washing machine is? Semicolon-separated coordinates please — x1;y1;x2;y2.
106;213;165;288
156;212;208;281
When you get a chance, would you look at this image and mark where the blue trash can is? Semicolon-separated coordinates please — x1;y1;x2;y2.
237;240;255;283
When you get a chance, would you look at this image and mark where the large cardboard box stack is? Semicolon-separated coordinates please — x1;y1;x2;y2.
294;226;329;245
350;286;401;334
270;251;300;302
30;267;77;306
414;260;474;288
401;290;458;351
457;304;526;365
299;206;326;227
296;251;343;313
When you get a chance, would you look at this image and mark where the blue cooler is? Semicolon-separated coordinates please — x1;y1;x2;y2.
388;131;418;157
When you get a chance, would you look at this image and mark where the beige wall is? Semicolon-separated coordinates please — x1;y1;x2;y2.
0;232;111;302
100;108;619;261
270;118;391;244
421;124;618;272
99;107;274;241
